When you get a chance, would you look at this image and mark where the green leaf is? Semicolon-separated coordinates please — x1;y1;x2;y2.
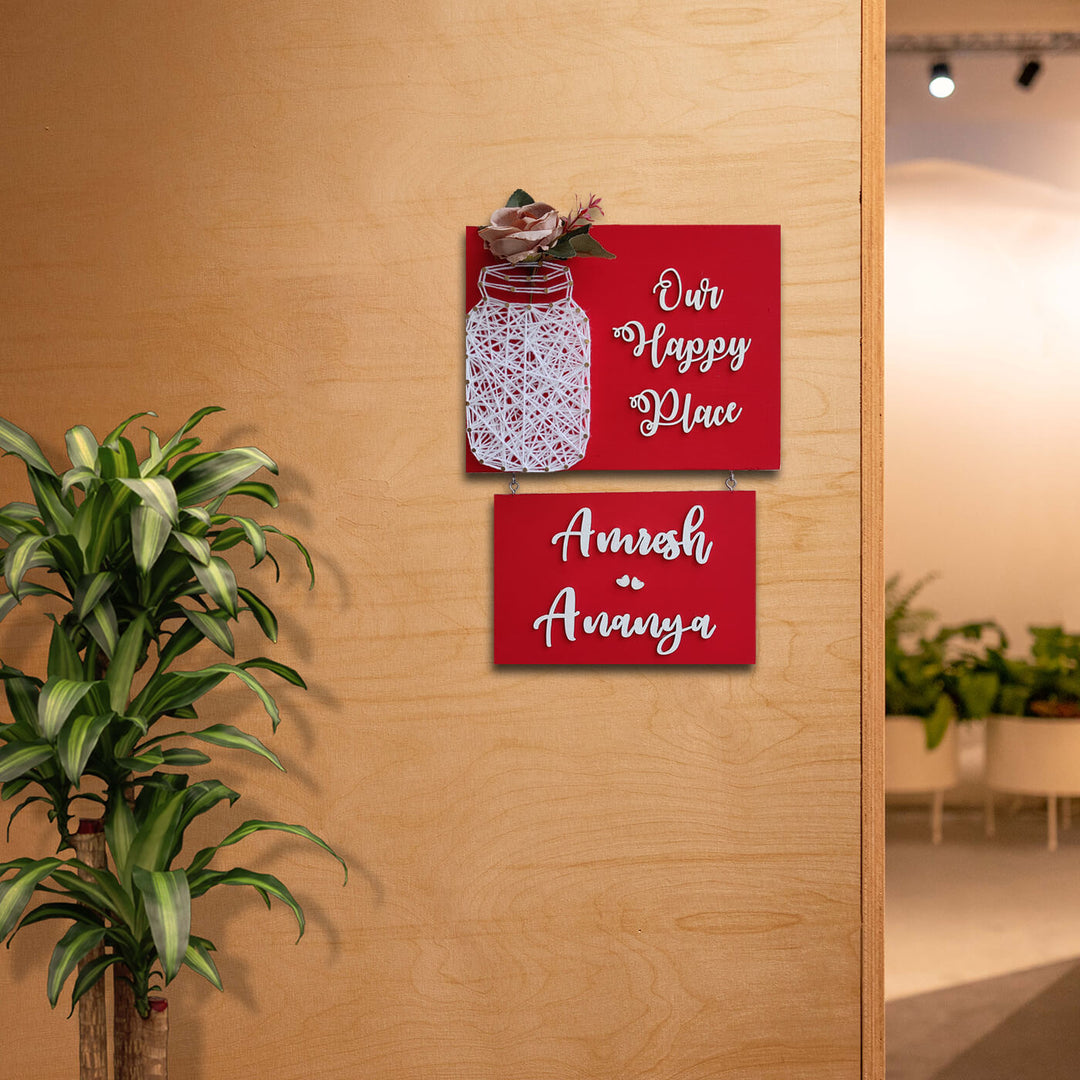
176;780;239;838
65;425;99;471
186;866;307;939
183;934;223;990
131;668;230;723
0;741;53;783
160;747;211;767
131;505;172;575
107;615;149;714
0;858;63;939
74;572;117;621
182;608;234;657
119;476;179;524
233;516;267;564
159;406;223;460
180;505;212;530
240;657;306;689
0;418;56;475
5;534;49;599
48;867;133;923
185;724;283;771
60;467;99;499
105;793;137;885
47;622;82;682
153;621;205;673
924;695;956;751
102;411;156;448
97;438;139;480
188;820;347;883
43;533;83;582
132;866;190;983
28;471;74;533
237;587;278;642
83;596;119;660
57;712;113;784
38;679;95;741
184;663;282;729
47;922;107;1006
67;953;123;1017
191;557;238;617
10;901;104;936
0;584;62;628
174;532;211;565
262;526;315;587
84;481;133;572
125;790;185;878
505;189;535;208
174;448;278;507
5;676;40;731
568;230;616;259
222;481;279;509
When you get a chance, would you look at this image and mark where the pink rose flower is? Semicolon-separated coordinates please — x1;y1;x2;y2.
479;202;565;264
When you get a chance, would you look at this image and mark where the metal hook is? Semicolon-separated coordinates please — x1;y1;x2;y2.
726;471;737;492
509;474;519;495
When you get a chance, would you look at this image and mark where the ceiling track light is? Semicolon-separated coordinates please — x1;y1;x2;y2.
928;58;955;99
1016;55;1042;89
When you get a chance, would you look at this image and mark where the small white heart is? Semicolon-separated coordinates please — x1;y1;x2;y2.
615;575;631;588
631;577;645;590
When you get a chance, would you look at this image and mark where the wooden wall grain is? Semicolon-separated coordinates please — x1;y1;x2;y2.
0;2;873;1077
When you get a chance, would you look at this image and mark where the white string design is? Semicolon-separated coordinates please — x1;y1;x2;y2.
466;263;591;473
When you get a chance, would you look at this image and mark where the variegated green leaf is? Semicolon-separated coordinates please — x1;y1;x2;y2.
73;572;117;621
119;476;179;524
263;526;314;588
185;866;306;938
160;747;210;767
102;410;156;448
28;471;74;533
175;663;280;729
60;467;98;499
174;532;211;565
171;724;282;771
183;934;223;990
132;867;190;983
67;953;122;1017
0;858;63;939
37;679;94;741
174;448;277;506
237;587;278;642
132;504;172;575
191;556;238;617
4;534;49;598
0;583;60;629
47;922;107;1006
84;481;133;572
182;608;234;656
0;741;53;783
240;657;306;688
187;820;347;882
180;505;211;530
177;780;239;837
0;418;56;476
56;711;113;784
83;595;118;659
124;790;185;879
159;406;223;459
105;791;136;883
64;425;99;471
218;480;279;508
5;675;40;732
106;615;148;714
47;622;82;681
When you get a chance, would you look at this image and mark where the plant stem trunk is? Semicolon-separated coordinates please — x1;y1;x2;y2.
143;999;169;1080
113;965;140;1080
73;819;108;1080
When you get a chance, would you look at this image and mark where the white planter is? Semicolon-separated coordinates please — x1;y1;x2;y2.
885;716;960;843
986;716;1080;850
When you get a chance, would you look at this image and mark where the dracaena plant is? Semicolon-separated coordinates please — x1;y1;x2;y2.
0;771;346;1017
0;406;312;845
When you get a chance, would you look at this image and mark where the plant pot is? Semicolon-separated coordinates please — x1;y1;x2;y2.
885;715;960;843
986;715;1080;850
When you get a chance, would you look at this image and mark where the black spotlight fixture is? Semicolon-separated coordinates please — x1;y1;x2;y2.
1017;55;1042;89
928;58;955;98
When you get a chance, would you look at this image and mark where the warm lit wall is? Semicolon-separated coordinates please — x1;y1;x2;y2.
1;3;868;1078
889;0;1080;34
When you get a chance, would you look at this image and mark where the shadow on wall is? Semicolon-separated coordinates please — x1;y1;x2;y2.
884;159;1080;644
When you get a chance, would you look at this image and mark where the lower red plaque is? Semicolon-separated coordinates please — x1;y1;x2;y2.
494;490;755;665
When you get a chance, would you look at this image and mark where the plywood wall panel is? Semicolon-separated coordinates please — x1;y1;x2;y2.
0;1;870;1077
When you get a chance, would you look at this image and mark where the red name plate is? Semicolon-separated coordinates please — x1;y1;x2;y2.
494;490;755;665
466;224;780;472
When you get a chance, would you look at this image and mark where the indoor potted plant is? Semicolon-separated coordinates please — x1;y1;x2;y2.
884;575;1001;841
985;626;1080;850
0;408;346;1077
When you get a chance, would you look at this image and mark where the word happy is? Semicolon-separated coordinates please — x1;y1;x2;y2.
533;503;717;656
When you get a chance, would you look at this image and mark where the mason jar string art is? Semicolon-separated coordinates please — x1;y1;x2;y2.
466;262;591;473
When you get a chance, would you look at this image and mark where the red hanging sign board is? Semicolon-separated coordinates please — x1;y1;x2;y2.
466;224;780;473
494;490;755;665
